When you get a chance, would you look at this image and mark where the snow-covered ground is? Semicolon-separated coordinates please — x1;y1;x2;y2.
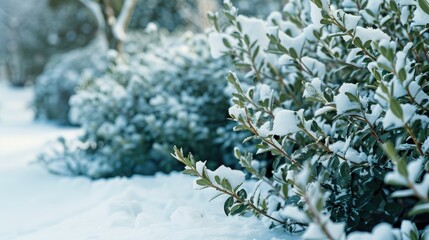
0;82;298;240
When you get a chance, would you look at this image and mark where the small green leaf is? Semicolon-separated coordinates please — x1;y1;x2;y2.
378;62;393;72
398;68;407;82
243;35;250;45
410;230;419;240
230;204;248;215
196;178;211;187
281;184;288;198
222;178;233;192
320;18;332;25
344;92;360;103
223;12;235;22
418;0;429;15
215;175;221;185
397;158;408;177
237;189;247;200
252;46;260;61
182;169;197;176
339;162;351;179
224;196;234;216
408;203;429;216
354;37;363;48
371;69;382;81
390;0;398;12
235;63;251;68
382;142;401;163
289;48;298;58
379;83;389;94
389;99;404;120
222;38;231;48
312;0;323;8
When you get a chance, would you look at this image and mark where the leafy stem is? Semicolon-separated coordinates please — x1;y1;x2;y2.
404;124;424;156
172;147;287;225
302;193;335;240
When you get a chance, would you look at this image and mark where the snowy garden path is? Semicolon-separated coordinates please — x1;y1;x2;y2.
0;83;298;240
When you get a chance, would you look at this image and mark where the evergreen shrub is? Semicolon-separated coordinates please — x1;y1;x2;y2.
39;32;240;178
174;0;429;238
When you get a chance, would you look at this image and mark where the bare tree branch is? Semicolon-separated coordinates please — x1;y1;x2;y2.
113;0;137;42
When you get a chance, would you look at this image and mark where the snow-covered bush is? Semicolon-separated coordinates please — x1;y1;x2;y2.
39;32;240;178
33;26;162;125
33;38;108;125
174;0;429;238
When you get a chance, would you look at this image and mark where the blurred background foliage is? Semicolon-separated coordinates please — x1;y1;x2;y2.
0;0;285;87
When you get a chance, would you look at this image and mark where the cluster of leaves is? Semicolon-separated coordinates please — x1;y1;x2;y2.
175;0;429;239
38;32;242;178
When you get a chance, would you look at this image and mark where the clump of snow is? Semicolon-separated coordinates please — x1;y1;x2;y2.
346;48;365;66
267;11;283;25
360;0;383;23
315;106;336;116
271;110;301;136
400;6;411;25
347;223;400;240
400;221;418;240
303;216;345;240
279;206;309;223
258;83;274;101
334;10;361;31
382;103;416;129
329;141;367;164
278;25;318;56
408;81;429;107
257;121;272;138
208;32;237;59
209;165;246;190
237;15;269;51
365;0;384;15
303;78;323;99
365;104;383;125
228;105;246;119
301;57;326;78
413;1;429;25
310;1;323;27
145;22;158;33
354;26;390;43
422;137;429;153
334;83;360;114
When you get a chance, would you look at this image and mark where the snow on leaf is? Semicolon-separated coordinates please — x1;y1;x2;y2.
354;26;390;44
279;205;310;223
208;32;237;59
271;110;301;136
310;1;324;27
334;83;360;114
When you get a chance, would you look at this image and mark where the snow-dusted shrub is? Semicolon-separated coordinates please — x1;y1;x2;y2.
174;0;429;238
39;32;239;178
33;29;161;125
33;38;108;125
